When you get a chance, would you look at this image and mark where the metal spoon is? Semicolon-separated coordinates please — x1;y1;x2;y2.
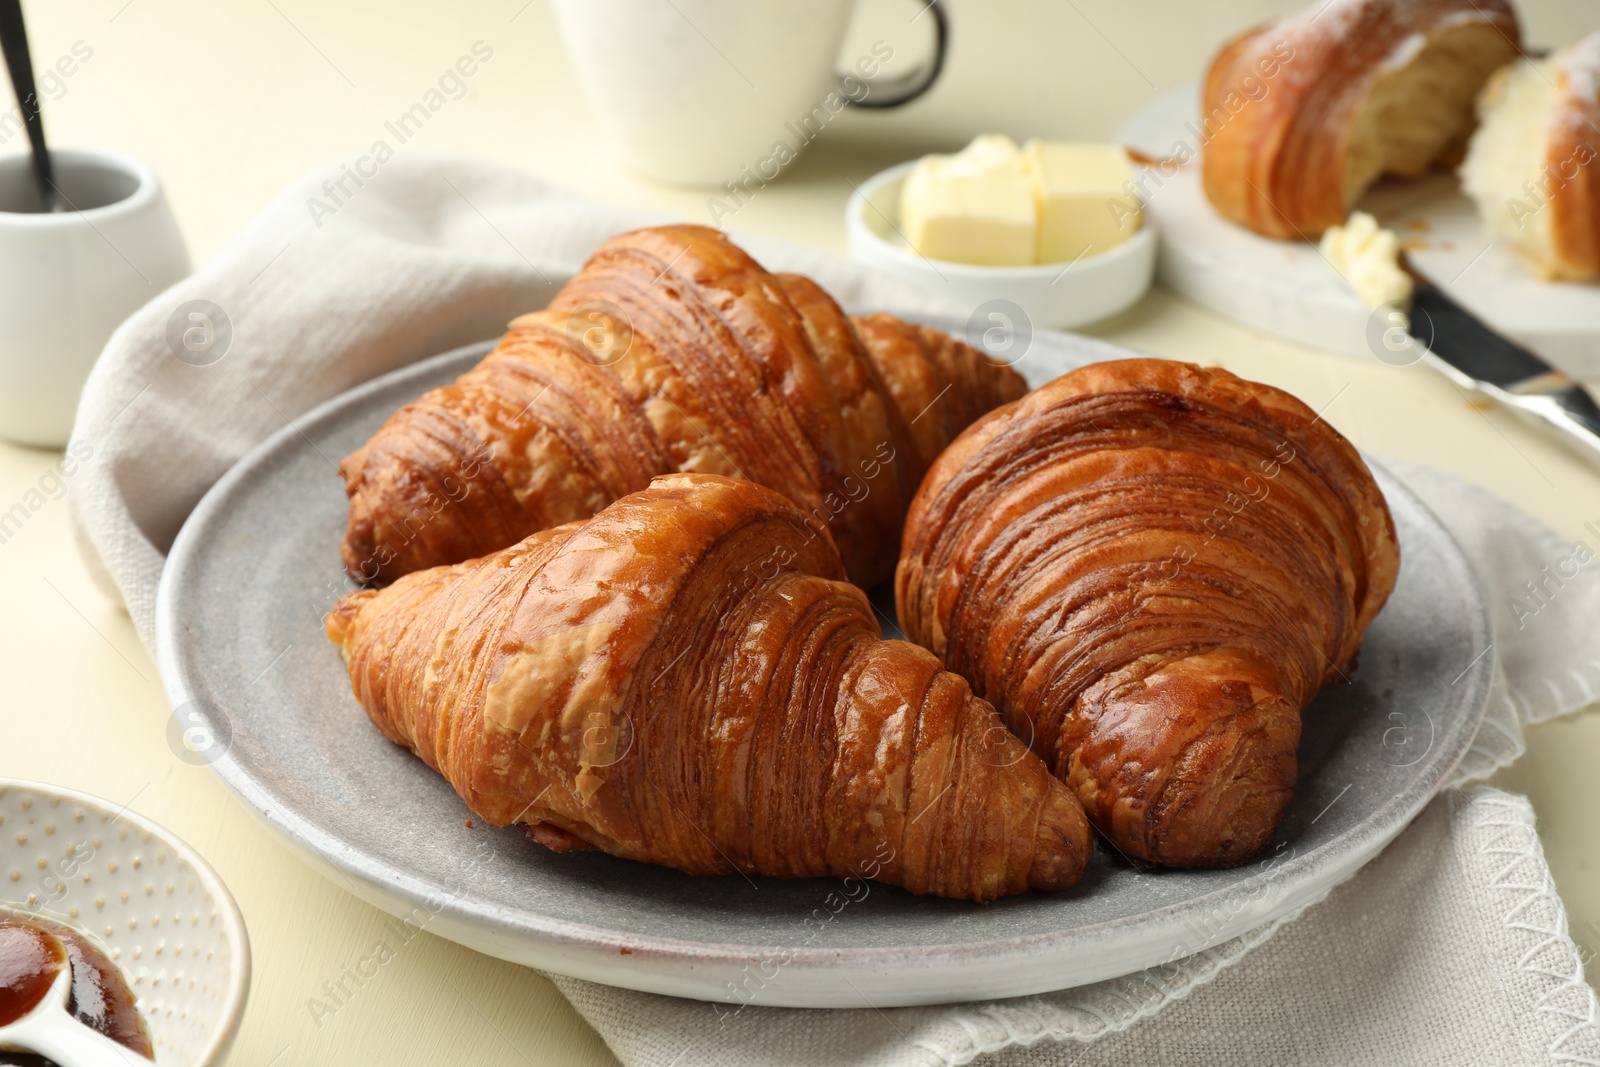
0;933;145;1066
0;0;58;212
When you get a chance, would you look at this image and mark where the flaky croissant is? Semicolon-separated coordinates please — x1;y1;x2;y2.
896;359;1399;868
1201;0;1520;239
325;473;1090;901
1461;33;1600;281
340;224;1026;588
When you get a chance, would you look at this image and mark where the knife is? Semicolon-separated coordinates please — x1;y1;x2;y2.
1402;258;1600;470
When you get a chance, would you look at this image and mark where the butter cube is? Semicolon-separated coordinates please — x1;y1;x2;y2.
899;135;1037;266
1022;140;1141;263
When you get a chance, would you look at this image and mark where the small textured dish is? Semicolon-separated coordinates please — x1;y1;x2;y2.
846;162;1157;330
155;324;1491;1009
0;779;250;1065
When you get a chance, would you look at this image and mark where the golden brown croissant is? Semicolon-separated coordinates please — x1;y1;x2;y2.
896;359;1399;868
325;473;1091;901
1461;33;1600;281
339;224;1027;588
1201;0;1520;239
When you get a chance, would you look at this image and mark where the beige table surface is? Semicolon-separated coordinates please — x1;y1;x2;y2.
3;1;1599;1063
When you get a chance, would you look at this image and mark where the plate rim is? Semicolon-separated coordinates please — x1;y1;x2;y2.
154;333;1495;1006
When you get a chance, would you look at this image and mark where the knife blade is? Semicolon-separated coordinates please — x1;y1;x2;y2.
1402;258;1600;470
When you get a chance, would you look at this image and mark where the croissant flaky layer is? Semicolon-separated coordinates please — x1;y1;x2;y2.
326;473;1091;901
339;224;1026;588
897;359;1400;868
1462;34;1600;280
1201;0;1520;238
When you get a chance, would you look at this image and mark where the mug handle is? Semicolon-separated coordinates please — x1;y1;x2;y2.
845;0;948;109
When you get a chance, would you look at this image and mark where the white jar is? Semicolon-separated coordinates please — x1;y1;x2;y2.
0;148;189;447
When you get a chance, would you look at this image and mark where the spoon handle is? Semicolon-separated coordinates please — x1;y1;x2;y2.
5;1019;148;1066
0;964;146;1066
0;0;57;211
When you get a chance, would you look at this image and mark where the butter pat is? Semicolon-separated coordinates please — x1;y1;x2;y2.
900;135;1037;266
1022;140;1142;263
1319;212;1414;310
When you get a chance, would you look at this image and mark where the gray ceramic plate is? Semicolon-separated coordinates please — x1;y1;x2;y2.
155;325;1493;1008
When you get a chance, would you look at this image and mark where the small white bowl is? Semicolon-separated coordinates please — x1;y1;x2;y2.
0;779;250;1066
846;161;1157;331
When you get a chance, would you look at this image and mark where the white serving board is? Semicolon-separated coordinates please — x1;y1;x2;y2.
1118;86;1600;377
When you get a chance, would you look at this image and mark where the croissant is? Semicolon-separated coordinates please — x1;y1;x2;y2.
896;359;1399;868
1201;0;1520;239
339;224;1027;589
1461;33;1600;281
325;473;1091;901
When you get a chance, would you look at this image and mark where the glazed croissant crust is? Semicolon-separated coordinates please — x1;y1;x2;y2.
326;473;1091;901
896;359;1399;868
339;224;1026;588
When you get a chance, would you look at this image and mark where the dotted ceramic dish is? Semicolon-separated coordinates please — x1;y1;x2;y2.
0;779;250;1065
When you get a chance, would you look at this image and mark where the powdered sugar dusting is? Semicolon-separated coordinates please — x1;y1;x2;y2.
1284;0;1367;47
1379;32;1428;73
1558;32;1600;104
1269;0;1509;86
1253;0;1512;101
1286;0;1502;48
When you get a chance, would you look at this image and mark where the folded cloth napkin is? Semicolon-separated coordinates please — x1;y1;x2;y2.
68;155;1600;1066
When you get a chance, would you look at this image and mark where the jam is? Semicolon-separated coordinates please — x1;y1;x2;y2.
0;924;62;1027
0;912;151;1064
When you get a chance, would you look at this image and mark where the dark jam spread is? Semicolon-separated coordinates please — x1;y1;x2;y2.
0;911;152;1064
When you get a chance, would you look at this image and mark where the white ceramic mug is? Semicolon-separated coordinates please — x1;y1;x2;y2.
0;148;189;447
551;0;948;187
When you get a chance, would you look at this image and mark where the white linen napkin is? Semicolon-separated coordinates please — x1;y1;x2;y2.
67;155;1600;1066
